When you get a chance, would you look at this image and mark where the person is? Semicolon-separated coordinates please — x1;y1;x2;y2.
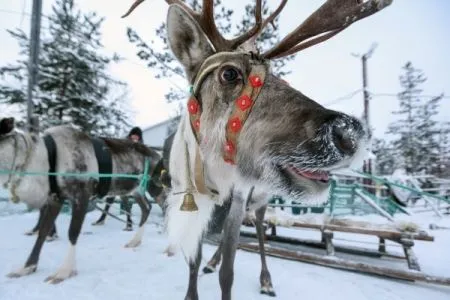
128;126;144;144
121;127;145;229
99;126;145;231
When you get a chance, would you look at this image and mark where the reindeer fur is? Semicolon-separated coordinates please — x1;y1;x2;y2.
0;120;161;283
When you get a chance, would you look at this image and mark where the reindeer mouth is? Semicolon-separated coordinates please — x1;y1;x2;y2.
286;166;330;184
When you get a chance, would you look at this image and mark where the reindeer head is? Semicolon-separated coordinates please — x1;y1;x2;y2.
0;117;19;185
124;0;392;200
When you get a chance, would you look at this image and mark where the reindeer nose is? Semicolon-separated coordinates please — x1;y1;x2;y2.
331;117;363;156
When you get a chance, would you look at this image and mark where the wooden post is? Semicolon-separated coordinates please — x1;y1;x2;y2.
400;237;421;271
378;237;386;254
270;224;277;236
322;230;335;256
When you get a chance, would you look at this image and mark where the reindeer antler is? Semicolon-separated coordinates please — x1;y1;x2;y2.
262;0;393;59
122;0;391;56
122;0;289;51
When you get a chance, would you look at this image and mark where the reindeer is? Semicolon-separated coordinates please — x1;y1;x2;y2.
123;1;392;298
0;117;163;283
25;164;167;241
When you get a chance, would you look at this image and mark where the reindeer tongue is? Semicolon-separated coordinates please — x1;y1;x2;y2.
289;167;329;181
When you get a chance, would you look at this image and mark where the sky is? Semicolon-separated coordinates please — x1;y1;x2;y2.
0;0;449;138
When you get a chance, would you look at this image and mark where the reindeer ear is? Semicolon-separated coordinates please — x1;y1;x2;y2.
166;4;215;82
0;117;15;135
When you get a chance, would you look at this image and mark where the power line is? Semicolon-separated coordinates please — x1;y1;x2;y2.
370;92;450;99
0;8;31;16
323;89;362;107
19;0;27;28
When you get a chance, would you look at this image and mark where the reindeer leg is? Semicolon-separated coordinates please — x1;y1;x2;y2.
203;237;223;274
123;196;134;231
92;196;114;226
185;241;202;300
204;196;232;274
27;205;58;241
255;205;276;297
45;194;89;284
25;206;45;236
219;190;248;300
46;221;59;242
125;193;151;248
8;200;62;278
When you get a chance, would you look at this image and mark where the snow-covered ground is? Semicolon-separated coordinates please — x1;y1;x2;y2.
1;204;450;300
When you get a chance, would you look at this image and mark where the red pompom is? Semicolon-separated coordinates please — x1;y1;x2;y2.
224;140;235;154
236;95;252;111
249;75;263;88
187;98;199;114
194;119;200;130
228;117;242;133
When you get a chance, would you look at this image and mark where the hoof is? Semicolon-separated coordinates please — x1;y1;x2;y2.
7;265;37;278
123;227;133;232
124;240;141;248
91;220;104;226
24;230;38;236
46;235;59;242
163;246;176;257
44;270;77;284
260;286;276;297
202;265;216;274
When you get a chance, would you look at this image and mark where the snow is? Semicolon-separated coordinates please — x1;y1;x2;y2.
1;205;450;300
246;206;426;234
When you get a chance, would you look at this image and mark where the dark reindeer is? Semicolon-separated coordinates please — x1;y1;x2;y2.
0;118;163;283
123;0;392;299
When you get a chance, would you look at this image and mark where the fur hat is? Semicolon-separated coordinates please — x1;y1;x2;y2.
128;126;143;141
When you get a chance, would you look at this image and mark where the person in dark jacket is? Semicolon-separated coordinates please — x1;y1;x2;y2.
94;126;146;231
120;126;145;230
128;126;144;144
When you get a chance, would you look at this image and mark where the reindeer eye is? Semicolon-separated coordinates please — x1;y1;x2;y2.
219;66;241;85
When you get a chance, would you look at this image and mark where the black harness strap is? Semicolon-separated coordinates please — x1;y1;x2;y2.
43;135;60;198
91;137;113;198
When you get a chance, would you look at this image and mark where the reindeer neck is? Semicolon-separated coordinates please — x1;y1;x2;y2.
9;132;50;205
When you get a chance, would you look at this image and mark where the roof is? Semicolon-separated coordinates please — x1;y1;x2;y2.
142;117;178;133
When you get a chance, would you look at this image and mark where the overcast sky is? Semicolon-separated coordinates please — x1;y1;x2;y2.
1;0;449;138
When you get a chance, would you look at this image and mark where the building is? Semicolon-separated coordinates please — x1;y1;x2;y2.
141;117;179;149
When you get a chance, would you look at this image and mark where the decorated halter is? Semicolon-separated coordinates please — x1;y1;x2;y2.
187;52;268;165
178;51;268;212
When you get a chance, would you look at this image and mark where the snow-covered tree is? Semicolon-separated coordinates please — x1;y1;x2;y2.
0;0;131;136
414;95;442;174
437;122;450;177
372;138;396;175
382;62;444;175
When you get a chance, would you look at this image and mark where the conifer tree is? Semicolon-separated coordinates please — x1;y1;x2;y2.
0;0;131;136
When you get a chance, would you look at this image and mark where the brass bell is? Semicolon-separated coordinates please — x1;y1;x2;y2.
180;192;198;211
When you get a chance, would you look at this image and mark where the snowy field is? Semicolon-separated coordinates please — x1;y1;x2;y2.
1;203;450;300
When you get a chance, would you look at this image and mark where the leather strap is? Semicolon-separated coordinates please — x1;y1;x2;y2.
91;138;113;198
43;134;60;199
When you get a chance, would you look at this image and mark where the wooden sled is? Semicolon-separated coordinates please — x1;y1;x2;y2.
214;214;450;287
237;242;450;287
243;215;434;272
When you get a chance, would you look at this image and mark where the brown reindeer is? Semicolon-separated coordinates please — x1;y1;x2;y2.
124;1;392;299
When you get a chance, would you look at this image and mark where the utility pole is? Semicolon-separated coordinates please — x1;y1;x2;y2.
352;44;377;186
362;54;370;138
27;0;43;132
353;43;377;139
